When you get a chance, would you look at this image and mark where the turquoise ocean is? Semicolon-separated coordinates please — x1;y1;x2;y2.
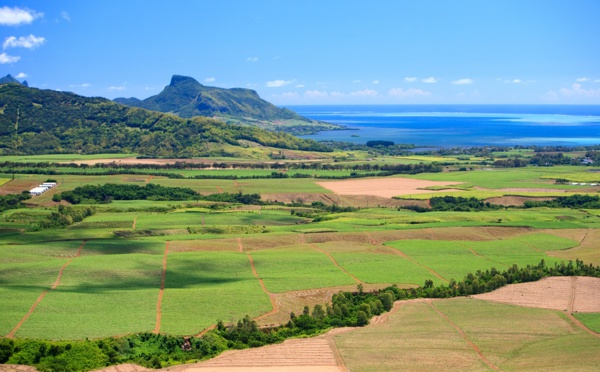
289;105;600;147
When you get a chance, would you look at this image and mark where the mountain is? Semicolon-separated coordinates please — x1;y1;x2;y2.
0;74;28;87
115;75;342;135
0;83;331;156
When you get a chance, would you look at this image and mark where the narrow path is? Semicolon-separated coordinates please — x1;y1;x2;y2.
564;277;600;338
216;186;223;193
299;233;305;244
427;302;501;371
145;175;154;184
195;324;216;338
6;240;87;338
365;232;379;245
241;238;278;321
458;242;510;268
521;241;542;253
153;241;170;334
369;300;406;326
384;246;449;283
236;237;243;253
309;243;362;284
578;228;592;246
132;216;137;230
201;215;205;226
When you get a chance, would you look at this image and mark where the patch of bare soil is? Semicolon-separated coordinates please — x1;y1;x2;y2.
317;177;463;198
473;276;600;313
486;196;554;207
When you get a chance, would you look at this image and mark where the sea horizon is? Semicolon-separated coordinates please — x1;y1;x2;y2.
287;104;600;148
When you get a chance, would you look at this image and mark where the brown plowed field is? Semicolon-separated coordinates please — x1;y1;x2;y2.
316;177;463;198
473;276;600;312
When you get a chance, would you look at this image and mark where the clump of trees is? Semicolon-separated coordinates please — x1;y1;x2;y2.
404;196;502;212
37;205;96;229
0;191;31;212
54;183;199;204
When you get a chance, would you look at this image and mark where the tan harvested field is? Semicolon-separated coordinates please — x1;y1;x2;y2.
164;336;344;372
334;297;600;371
316;177;463;198
473;276;600;313
93;364;150;372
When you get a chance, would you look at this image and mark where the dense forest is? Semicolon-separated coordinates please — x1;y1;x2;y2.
0;84;331;156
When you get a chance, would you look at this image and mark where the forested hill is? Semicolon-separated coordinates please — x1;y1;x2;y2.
114;75;342;135
0;83;331;156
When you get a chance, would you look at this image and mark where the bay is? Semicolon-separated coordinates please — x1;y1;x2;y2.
288;104;600;147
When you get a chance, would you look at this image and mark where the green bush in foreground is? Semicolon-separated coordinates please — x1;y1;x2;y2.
2;258;599;371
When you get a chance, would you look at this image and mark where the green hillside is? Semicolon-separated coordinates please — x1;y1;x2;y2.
114;75;342;135
0;83;330;156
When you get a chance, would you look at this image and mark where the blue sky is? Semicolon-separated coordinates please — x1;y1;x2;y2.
1;1;599;105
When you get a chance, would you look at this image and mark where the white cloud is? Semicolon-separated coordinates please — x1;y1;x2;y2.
0;52;19;63
350;89;378;97
295;84;305;88
69;83;91;88
61;11;70;22
304;90;329;98
266;79;293;88
3;34;46;50
389;88;431;97
352;80;362;83
205;77;216;82
372;80;380;84
246;57;258;62
15;72;26;78
330;91;345;97
404;77;417;83
510;79;522;84
421;77;437;84
595;79;600;83
560;83;600;98
452;78;473;85
576;77;590;82
108;86;126;91
0;6;43;26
